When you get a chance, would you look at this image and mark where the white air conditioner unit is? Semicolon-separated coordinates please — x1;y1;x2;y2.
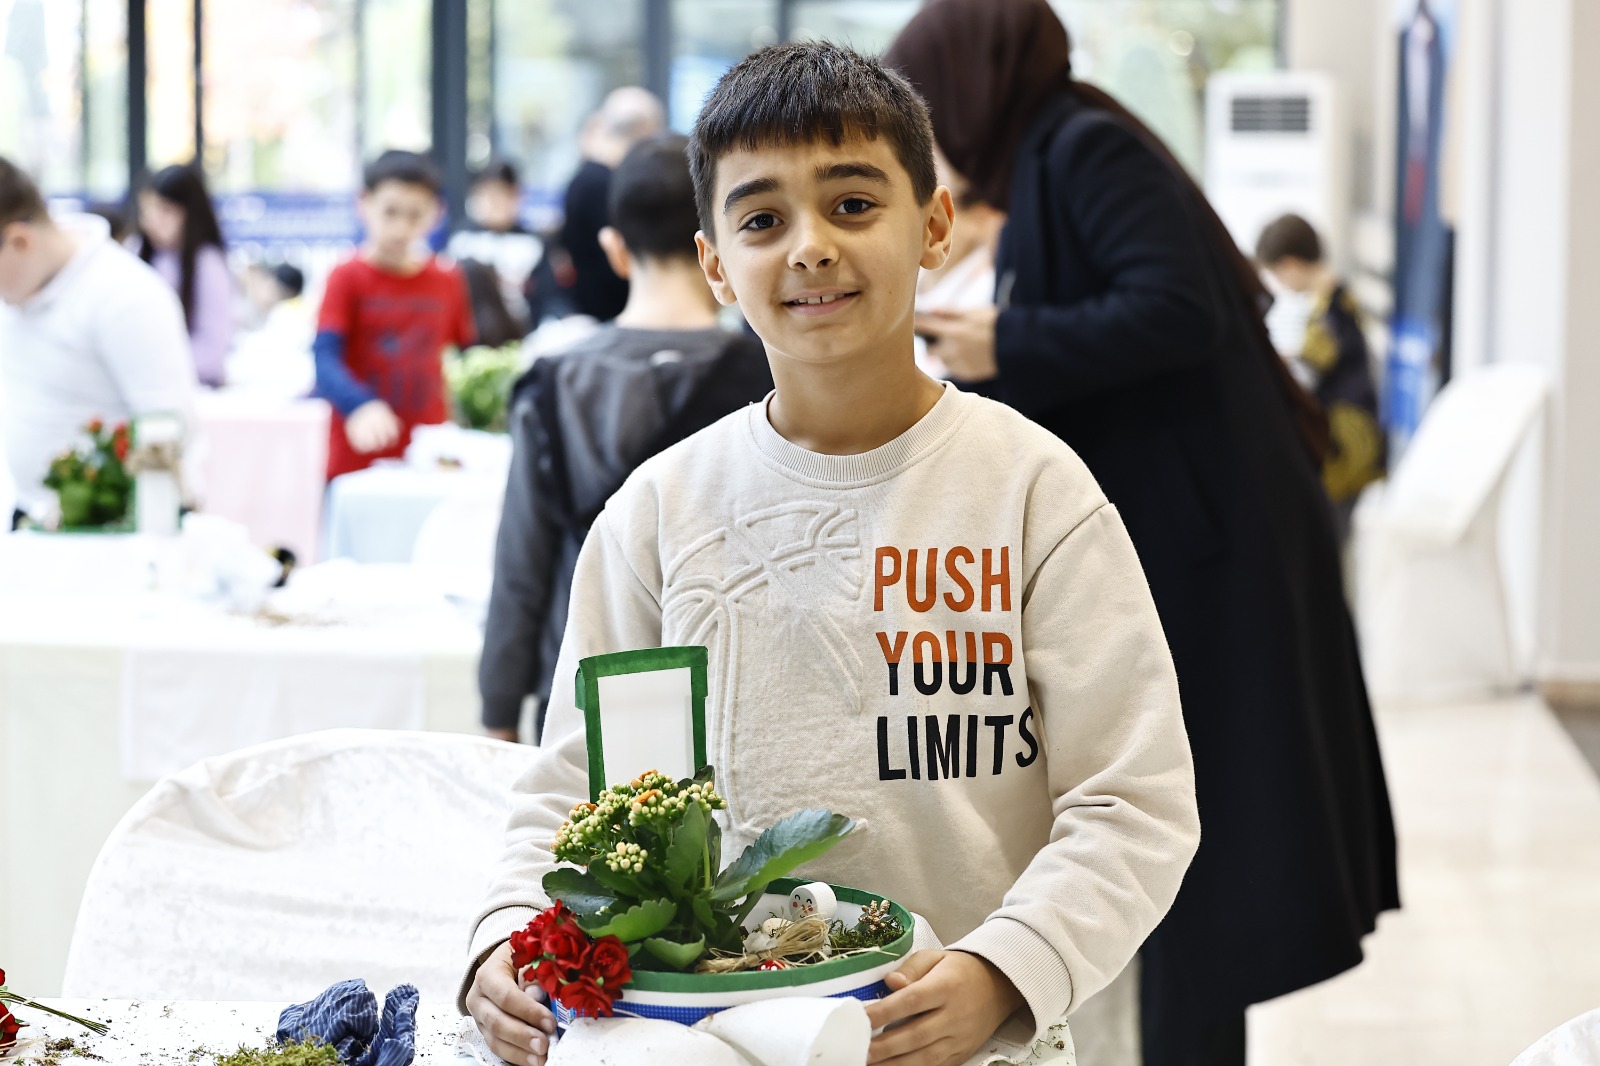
1205;71;1346;269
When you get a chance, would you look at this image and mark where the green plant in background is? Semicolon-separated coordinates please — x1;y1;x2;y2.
545;767;856;972
42;419;134;529
447;344;523;432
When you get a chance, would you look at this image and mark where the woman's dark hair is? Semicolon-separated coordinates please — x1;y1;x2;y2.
1255;213;1324;267
688;41;937;236
887;0;1329;463
137;163;226;333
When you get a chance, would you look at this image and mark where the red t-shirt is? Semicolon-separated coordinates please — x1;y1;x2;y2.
317;255;474;479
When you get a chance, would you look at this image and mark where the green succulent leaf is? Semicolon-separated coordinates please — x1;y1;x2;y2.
582;898;676;942
663;801;708;889
587;857;649;900
641;935;707;971
541;867;618;918
709;809;856;903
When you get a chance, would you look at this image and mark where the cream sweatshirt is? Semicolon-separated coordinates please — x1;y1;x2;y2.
463;383;1199;1038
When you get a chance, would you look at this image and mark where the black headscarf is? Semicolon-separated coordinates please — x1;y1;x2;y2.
886;0;1329;462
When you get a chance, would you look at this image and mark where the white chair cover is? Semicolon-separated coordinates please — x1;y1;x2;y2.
410;494;503;611
62;728;537;1004
1511;1009;1600;1066
1354;362;1547;703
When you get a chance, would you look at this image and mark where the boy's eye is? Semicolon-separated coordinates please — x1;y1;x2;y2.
740;212;778;232
835;198;875;217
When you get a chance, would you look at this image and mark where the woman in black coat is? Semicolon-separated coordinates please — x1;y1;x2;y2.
887;3;1400;1064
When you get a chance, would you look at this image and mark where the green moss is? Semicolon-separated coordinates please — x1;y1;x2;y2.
212;1037;340;1066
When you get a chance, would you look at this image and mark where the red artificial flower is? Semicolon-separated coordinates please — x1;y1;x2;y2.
587;936;631;988
553;977;614;1018
111;425;130;462
86;419;104;436
529;957;567;1000
541;922;590;971
508;927;542;972
0;967;6;985
0;1001;21;1050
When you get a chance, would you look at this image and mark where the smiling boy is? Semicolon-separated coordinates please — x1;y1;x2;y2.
462;43;1199;1066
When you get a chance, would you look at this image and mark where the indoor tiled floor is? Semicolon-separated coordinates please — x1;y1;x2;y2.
1247;695;1600;1064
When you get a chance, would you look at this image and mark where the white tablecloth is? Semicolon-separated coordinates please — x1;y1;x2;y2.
14;1000;1074;1066
0;537;485;997
324;464;508;565
194;390;330;560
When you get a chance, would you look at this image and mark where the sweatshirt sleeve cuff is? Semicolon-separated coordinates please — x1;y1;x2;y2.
951;916;1074;1044
480;693;524;732
456;905;542;1015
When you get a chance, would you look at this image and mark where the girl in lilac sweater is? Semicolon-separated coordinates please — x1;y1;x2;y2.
138;164;235;387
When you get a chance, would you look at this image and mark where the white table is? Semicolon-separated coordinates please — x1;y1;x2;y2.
13;1000;1075;1065
0;537;486;998
194;391;330;561
324;465;508;566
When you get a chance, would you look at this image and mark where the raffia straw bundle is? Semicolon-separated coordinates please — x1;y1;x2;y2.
696;916;832;974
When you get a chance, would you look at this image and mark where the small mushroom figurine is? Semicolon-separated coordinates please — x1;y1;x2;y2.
788;881;838;922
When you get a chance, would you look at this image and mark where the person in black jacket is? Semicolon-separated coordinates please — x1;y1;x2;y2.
886;3;1399;1064
479;133;771;742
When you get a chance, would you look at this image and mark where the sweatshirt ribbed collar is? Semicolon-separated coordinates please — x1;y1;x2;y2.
745;381;970;487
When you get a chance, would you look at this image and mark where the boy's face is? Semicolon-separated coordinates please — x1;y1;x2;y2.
359;180;441;262
467;180;520;232
697;135;953;370
0;221;44;306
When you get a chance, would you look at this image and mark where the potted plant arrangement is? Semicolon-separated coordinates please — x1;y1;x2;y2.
511;766;913;1028
446;344;522;432
40;419;134;531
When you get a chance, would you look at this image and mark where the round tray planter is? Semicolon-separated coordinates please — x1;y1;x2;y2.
553;878;913;1028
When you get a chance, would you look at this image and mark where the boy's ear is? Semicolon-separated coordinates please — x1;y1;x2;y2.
598;226;632;280
920;185;957;272
695;230;738;306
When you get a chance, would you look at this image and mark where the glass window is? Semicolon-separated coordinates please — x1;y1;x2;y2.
84;0;128;200
203;0;359;194
1052;0;1281;176
670;0;777;132
493;0;643;213
0;0;85;194
360;0;430;158
788;1;919;55
146;0;196;168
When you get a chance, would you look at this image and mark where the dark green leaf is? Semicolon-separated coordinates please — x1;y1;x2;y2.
663;802;707;888
706;814;723;876
584;898;676;942
691;895;716;930
541;867;618;918
587;858;647;900
709;809;856;903
641;935;706;971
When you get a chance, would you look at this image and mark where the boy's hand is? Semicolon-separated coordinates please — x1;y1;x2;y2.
346;399;402;453
465;938;557;1066
913;306;999;383
865;950;1024;1066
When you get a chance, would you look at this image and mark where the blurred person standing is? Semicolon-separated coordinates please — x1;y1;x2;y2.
1257;213;1385;544
228;262;314;398
558;87;666;322
137;163;235;388
478;134;771;743
0;156;198;526
448;159;556;341
313;150;474;480
887;3;1399;1064
915;149;1005;379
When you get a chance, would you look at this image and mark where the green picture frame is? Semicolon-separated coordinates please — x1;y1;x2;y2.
575;646;709;802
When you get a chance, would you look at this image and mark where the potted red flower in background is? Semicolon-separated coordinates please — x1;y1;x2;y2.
40;419;135;531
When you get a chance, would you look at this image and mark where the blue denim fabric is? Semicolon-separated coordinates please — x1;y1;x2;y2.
276;979;419;1066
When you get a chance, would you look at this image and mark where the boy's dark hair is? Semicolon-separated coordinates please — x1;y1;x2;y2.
363;150;443;195
271;262;306;298
609;133;701;262
0;155;48;232
1255;213;1323;266
688;41;937;235
470;158;520;189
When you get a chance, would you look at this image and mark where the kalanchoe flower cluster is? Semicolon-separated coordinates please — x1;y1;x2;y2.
509;902;632;1017
552;768;726;869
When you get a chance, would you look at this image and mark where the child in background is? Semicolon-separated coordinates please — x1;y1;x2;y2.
314;151;474;480
478;133;772;744
137;163;235;387
1256;213;1385;542
461;43;1197;1066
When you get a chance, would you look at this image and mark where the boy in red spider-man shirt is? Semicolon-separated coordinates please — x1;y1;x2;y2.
314;150;474;480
